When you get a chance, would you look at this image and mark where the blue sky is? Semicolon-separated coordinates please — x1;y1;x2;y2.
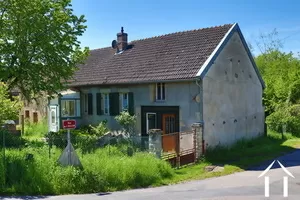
72;0;300;56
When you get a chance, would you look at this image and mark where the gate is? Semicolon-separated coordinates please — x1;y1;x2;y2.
161;130;196;168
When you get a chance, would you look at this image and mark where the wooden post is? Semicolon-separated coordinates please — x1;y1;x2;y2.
176;132;180;169
21;115;24;136
193;128;197;164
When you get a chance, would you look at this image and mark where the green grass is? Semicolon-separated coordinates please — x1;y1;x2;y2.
158;131;300;185
23;118;48;140
0;146;173;195
1;130;299;195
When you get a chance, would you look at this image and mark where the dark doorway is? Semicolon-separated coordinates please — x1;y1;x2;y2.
141;106;179;136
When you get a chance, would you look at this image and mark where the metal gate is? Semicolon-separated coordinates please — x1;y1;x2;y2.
161;130;196;168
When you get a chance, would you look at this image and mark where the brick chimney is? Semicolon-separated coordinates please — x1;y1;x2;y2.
117;27;128;51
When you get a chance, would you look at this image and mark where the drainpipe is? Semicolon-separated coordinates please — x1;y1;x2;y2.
195;78;205;153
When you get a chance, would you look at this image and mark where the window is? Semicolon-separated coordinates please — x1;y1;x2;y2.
25;110;30;119
121;93;129;111
51;111;56;125
104;94;110;115
61;99;80;117
156;83;165;101
61;100;76;117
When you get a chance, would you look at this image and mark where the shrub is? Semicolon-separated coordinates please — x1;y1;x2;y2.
266;104;300;136
0;129;26;148
115;111;137;136
89;120;109;136
45;129;99;154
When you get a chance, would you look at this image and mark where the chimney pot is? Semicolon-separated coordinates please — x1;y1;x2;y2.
117;27;128;51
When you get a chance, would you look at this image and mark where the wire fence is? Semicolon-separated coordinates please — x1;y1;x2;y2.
0;128;152;160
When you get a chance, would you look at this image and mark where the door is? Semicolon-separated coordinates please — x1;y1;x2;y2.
146;112;157;133
162;114;176;134
49;105;59;132
162;114;177;153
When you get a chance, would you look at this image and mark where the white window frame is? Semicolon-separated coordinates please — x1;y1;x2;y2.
103;93;110;115
156;83;166;101
146;112;157;133
61;99;76;117
121;93;129;111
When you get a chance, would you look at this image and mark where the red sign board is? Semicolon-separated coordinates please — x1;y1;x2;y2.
62;120;76;129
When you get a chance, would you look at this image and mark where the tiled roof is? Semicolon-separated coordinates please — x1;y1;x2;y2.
69;24;234;87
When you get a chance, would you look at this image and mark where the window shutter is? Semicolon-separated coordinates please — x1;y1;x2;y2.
88;93;93;115
109;92;119;116
96;93;102;115
128;92;134;115
150;84;156;102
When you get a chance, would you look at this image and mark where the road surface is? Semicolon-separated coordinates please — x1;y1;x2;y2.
2;149;300;200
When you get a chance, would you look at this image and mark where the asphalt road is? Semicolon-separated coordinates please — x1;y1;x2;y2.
2;149;300;200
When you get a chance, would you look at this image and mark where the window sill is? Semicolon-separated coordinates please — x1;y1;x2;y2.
155;100;166;103
61;116;81;119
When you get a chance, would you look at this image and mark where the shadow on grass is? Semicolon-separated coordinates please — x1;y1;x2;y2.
203;132;300;171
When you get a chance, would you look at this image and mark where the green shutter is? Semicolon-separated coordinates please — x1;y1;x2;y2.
96;93;102;115
128;92;134;115
109;92;119;116
88;93;93;115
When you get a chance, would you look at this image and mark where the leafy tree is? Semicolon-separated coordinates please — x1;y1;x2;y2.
254;29;300;134
0;82;22;126
0;0;89;100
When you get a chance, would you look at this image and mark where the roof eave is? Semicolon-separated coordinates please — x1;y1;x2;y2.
196;23;266;89
67;78;198;88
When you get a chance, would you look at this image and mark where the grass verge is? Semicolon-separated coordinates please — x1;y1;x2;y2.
0;130;299;195
0;146;173;195
158;130;300;185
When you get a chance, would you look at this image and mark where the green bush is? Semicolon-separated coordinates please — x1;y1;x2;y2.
89;120;109;136
0;130;26;148
0;146;174;195
266;104;300;136
115;111;137;135
45;130;98;153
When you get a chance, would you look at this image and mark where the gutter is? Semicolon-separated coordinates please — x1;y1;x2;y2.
195;78;205;154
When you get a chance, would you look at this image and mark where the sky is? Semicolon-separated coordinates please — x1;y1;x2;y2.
71;0;300;56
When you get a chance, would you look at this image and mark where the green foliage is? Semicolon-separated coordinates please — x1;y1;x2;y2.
0;82;22;125
0;146;173;195
0;0;89;99
254;33;300;135
89;120;109;137
115;111;137;135
45;129;98;153
267;104;300;135
24;118;48;138
0;129;26;148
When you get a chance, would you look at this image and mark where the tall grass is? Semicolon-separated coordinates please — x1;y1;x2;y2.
0;146;174;195
204;130;297;168
23;118;48;139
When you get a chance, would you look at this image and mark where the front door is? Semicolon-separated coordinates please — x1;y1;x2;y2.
162;114;176;134
162;113;176;153
49;105;59;132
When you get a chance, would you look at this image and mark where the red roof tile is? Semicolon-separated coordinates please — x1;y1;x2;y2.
69;24;234;87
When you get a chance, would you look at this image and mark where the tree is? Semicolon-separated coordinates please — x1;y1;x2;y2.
0;0;89;100
253;29;300;134
0;82;22;126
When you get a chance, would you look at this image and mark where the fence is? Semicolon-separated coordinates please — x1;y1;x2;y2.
0;122;204;171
